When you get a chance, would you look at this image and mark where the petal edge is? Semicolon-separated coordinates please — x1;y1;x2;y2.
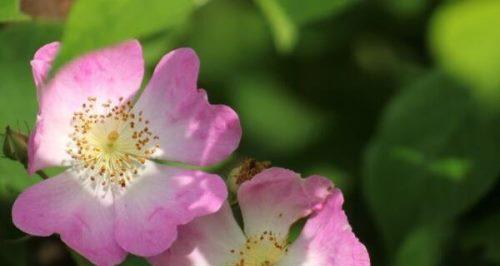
135;48;242;167
12;172;127;266
114;162;228;257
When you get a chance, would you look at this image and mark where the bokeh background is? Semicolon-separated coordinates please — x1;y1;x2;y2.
1;0;500;265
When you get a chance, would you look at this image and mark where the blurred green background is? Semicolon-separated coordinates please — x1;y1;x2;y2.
1;0;500;265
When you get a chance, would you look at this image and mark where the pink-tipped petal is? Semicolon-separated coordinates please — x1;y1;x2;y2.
278;189;370;266
12;172;127;266
238;168;333;240
134;48;242;167
114;162;227;257
31;42;60;100
149;203;245;266
28;40;144;174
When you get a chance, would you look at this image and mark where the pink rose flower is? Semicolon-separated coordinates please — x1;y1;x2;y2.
12;40;242;265
150;168;370;266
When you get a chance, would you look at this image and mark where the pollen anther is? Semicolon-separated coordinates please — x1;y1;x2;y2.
231;230;287;266
67;97;160;189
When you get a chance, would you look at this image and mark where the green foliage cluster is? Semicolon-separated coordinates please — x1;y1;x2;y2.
0;0;499;265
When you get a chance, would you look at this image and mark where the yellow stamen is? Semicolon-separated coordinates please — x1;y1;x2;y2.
67;97;160;189
107;130;119;142
231;231;287;266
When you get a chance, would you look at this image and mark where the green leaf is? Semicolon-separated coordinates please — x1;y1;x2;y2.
187;0;270;80
363;72;500;251
378;0;428;18
0;160;36;197
0;0;28;22
430;0;500;106
232;74;326;155
121;255;149;266
55;0;193;69
0;23;62;195
277;0;355;25
71;251;92;266
394;223;452;266
141;32;180;68
254;0;354;53
254;0;298;53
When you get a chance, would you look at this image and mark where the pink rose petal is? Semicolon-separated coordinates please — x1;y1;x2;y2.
134;48;242;167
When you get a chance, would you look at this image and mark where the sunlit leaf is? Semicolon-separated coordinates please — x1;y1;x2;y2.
0;0;29;22
254;0;298;53
0;23;61;194
55;0;193;69
277;0;355;25
430;0;500;107
254;0;355;53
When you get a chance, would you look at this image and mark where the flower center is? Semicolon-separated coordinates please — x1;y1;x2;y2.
67;97;159;189
231;231;287;266
107;130;119;143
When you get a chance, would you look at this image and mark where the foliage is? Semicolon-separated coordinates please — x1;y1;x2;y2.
0;0;499;265
430;0;500;107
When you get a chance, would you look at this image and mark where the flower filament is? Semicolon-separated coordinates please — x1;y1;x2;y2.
67;97;159;189
231;230;288;266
